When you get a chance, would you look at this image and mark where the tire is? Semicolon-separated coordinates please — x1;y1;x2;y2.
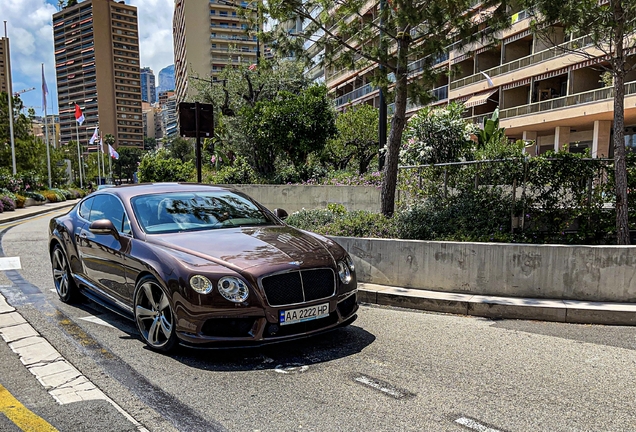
51;244;80;303
133;275;177;353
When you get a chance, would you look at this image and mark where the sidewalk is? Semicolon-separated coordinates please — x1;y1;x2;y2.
1;199;633;326
0;200;78;225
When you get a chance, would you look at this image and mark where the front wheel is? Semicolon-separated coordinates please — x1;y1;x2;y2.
51;244;80;303
133;275;177;353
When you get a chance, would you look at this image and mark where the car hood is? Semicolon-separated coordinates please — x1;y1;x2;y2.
147;225;337;272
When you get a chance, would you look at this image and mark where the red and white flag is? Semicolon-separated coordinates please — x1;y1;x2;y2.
89;127;98;145
248;63;257;71
74;104;85;125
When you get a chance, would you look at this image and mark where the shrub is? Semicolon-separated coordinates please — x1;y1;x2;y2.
25;191;46;202
0;199;4;213
301;170;383;187
138;148;195;182
54;188;73;200
15;195;26;208
286;209;337;231
205;157;257;185
286;207;396;238
0;196;15;211
0;189;17;201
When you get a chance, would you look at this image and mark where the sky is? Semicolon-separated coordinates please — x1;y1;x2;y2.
0;0;174;115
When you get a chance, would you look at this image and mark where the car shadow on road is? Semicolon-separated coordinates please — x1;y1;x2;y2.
167;324;376;372
80;296;376;371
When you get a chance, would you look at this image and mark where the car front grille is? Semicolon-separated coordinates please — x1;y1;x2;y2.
263;312;339;338
261;268;335;307
337;293;357;318
201;318;257;338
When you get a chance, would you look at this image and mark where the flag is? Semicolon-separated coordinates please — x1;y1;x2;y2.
99;135;104;153
109;144;119;160
89;127;99;145
248;63;257;71
74;104;85;125
41;64;49;110
480;71;494;87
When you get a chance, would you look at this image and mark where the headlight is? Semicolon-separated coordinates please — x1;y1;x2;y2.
345;255;355;272
190;275;213;294
218;277;249;303
337;260;352;284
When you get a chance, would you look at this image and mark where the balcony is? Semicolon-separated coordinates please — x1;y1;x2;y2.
450;34;594;90
334;83;376;107
499;80;636;120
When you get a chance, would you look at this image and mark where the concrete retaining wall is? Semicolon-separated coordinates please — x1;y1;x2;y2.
331;237;636;303
225;184;381;213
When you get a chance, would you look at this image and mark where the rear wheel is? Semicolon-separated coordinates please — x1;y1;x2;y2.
134;276;177;353
51;244;80;303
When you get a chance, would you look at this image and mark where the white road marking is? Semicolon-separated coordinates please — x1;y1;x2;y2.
0;293;148;432
50;289;57;293
455;417;503;432
354;375;406;398
274;363;309;374
0;257;21;271
79;316;116;329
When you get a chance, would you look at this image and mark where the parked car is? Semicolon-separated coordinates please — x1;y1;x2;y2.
49;183;358;352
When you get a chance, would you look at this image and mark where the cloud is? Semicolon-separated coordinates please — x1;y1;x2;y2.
1;0;174;114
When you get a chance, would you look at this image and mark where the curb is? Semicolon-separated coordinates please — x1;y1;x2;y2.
358;283;636;326
0;201;77;225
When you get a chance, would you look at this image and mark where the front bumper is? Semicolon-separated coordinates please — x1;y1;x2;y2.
175;292;358;347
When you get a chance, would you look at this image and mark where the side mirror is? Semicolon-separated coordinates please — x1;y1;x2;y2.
89;219;120;240
273;208;288;220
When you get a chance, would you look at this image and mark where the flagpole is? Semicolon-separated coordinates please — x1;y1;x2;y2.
96;130;101;187
109;150;112;184
101;139;106;183
4;22;16;175
42;64;52;188
75;121;83;188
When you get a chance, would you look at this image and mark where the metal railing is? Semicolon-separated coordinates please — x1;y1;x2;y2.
334;83;376;107
451;34;594;90
499;80;636;119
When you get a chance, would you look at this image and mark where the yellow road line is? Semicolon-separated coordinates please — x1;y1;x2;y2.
0;384;58;432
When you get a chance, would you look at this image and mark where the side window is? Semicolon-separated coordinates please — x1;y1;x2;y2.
89;195;129;233
78;197;94;220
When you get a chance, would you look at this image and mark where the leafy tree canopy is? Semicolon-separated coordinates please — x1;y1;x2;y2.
323;104;380;174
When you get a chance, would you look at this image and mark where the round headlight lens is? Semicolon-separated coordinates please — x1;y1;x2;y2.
190;275;213;294
337;261;352;284
345;255;355;272
217;277;249;303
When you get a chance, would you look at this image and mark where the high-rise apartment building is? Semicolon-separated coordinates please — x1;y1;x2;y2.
0;37;10;95
328;7;636;157
172;0;259;104
53;0;143;149
140;66;156;103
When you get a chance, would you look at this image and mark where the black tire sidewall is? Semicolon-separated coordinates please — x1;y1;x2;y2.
52;244;78;303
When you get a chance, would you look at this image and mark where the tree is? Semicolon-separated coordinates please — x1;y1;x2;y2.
523;0;636;243
193;59;314;176
264;0;512;215
241;85;337;174
323;104;380;174
401;102;475;165
113;147;143;183
144;137;157;151
167;137;194;163
138;148;195;182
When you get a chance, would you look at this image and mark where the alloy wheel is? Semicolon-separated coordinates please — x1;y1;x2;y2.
134;279;176;351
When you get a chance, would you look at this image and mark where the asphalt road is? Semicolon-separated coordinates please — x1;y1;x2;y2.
1;210;636;431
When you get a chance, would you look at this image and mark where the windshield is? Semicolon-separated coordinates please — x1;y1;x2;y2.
131;191;277;234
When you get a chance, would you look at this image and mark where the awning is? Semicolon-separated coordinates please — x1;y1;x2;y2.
451;53;472;65
535;67;569;81
464;89;499;107
571;55;610;71
504;29;531;45
502;78;531;90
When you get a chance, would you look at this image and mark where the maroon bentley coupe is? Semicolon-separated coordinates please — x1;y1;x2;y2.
49;183;358;352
